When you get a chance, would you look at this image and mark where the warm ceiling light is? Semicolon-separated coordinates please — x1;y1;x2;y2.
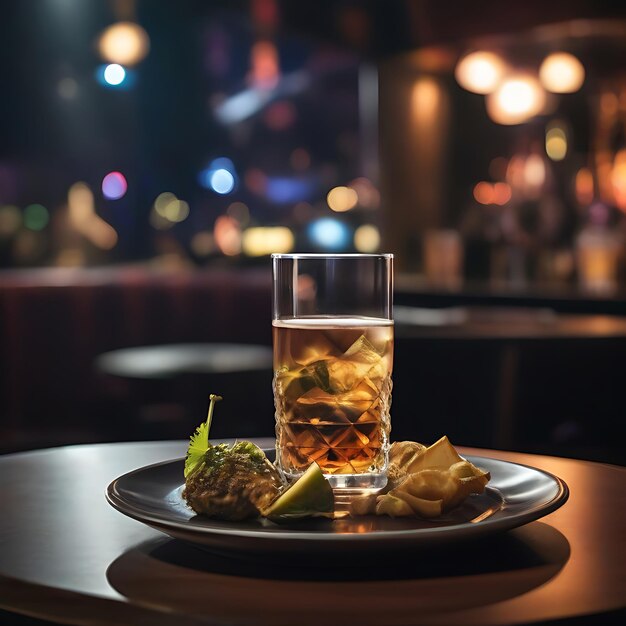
486;74;546;125
454;51;506;94
98;22;150;66
539;52;585;93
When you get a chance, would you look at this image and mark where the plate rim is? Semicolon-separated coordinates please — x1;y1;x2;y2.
105;452;569;543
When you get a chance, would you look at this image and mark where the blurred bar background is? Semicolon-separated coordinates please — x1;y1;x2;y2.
1;0;625;464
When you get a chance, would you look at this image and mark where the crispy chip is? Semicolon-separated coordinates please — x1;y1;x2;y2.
405;435;463;474
375;494;414;517
369;436;491;519
388;441;427;482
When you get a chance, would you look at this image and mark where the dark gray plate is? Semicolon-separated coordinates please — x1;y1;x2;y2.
106;452;568;556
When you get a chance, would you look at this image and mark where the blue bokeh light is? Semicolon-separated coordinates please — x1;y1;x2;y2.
308;218;351;250
198;158;237;194
104;64;126;85
96;64;133;89
210;169;235;194
266;177;314;203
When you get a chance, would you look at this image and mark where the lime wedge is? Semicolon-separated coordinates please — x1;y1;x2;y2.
262;463;334;521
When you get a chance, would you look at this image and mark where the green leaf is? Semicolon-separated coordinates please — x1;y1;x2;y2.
184;420;210;478
184;394;222;478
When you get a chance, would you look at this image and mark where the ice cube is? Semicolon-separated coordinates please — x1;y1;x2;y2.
292;334;338;366
326;357;360;393
343;335;381;363
341;335;390;387
276;360;332;405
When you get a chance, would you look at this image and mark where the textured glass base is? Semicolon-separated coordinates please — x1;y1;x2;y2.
282;469;387;493
326;472;388;490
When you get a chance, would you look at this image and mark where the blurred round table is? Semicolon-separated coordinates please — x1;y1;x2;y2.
96;343;273;379
0;440;624;626
95;344;273;440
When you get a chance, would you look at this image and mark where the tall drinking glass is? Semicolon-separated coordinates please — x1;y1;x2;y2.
272;253;393;491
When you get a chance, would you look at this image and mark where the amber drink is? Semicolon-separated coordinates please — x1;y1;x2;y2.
272;254;393;491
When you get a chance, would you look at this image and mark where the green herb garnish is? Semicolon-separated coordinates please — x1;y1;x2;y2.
184;394;222;478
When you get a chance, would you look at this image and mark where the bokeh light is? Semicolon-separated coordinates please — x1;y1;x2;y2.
611;150;626;211
506;155;526;189
102;171;128;200
164;199;190;223
98;22;150;66
68;181;118;249
199;158;237;194
153;192;189;223
524;154;546;189
0;205;22;236
412;77;441;121
266;177;313;203
473;181;494;205
308;217;350;250
575;168;594;206
473;182;511;206
213;215;242;256
68;182;95;227
210;169;235;194
545;123;568;161
539;53;585;94
354;224;380;252
242;227;294;256
23;204;49;231
103;64;126;86
493;182;512;205
327;186;358;212
249;40;279;89
154;193;176;217
455;51;506;94
486;74;546;125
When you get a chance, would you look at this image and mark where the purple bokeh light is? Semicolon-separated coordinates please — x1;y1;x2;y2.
102;171;128;200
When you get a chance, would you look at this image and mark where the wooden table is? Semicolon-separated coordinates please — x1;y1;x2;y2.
0;440;624;625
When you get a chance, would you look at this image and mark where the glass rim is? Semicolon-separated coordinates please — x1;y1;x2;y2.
271;253;394;259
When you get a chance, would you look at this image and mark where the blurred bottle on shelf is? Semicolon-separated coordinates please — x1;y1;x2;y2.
576;224;621;293
423;229;464;288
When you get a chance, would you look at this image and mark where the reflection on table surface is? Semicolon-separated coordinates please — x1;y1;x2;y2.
0;441;624;626
106;523;569;625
